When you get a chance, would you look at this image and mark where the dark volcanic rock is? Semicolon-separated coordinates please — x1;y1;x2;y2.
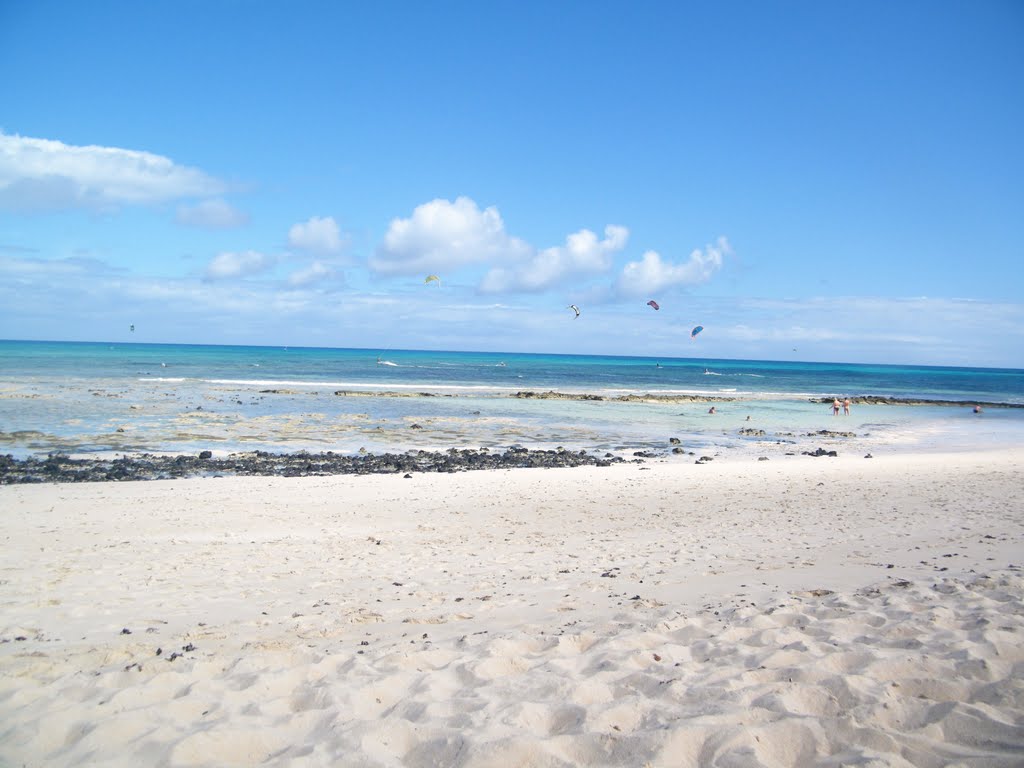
509;389;739;404
802;448;838;457
811;396;1022;409
512;391;606;401
0;447;629;485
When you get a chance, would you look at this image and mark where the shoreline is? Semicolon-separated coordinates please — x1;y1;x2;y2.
0;426;937;484
1;450;1022;765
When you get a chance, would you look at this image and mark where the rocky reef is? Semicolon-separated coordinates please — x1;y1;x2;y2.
811;396;1022;408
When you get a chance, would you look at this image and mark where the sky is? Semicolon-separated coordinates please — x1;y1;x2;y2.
1;1;1022;368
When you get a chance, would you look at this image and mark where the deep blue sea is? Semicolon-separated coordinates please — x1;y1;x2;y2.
2;339;1022;460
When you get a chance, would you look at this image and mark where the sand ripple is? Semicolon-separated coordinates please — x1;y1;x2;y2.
1;572;1022;767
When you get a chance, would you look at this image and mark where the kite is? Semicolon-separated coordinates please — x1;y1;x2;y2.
568;304;580;318
424;275;441;286
690;325;704;339
130;324;135;332
647;300;660;311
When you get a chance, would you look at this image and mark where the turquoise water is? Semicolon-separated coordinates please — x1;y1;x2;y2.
2;339;1022;400
1;339;1022;460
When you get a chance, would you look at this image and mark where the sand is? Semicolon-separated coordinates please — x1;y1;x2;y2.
1;451;1022;767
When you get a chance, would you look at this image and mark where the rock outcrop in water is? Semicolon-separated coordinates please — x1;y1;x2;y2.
511;391;606;401
811;396;1022;409
511;391;737;403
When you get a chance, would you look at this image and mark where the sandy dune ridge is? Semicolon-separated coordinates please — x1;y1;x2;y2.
1;452;1022;766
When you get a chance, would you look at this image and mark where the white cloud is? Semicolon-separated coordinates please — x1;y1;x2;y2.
176;198;248;229
288;216;345;254
2;245;1021;367
727;323;851;343
0;254;113;281
203;250;275;281
0;132;225;211
480;225;628;293
371;196;629;295
370;197;531;275
288;260;335;287
616;236;731;298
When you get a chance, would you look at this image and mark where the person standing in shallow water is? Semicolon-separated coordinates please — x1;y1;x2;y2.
833;398;841;416
843;398;851;415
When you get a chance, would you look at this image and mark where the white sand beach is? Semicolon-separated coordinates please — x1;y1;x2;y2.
1;451;1023;767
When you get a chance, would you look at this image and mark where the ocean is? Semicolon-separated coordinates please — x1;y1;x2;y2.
1;339;1022;461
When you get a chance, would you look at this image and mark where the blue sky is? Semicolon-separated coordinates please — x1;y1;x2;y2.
1;1;1022;367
